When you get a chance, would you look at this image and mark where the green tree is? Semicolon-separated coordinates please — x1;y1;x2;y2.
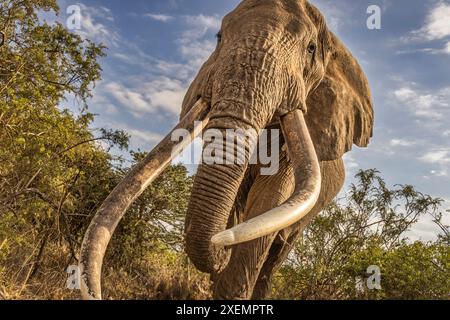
109;152;194;264
0;0;127;291
272;170;449;300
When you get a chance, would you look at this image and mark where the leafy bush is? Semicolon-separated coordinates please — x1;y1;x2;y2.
272;170;449;300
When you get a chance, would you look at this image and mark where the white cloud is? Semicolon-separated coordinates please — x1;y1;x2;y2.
404;212;449;242
410;40;450;55
396;42;450;55
142;77;187;115
111;49;192;81
179;39;217;67
104;82;151;116
309;0;347;33
421;150;450;164
389;138;418;147
87;6;115;22
154;60;192;80
399;2;450;55
76;4;119;46
445;41;450;54
177;14;221;67
102;121;164;150
411;2;450;41
91;93;118;115
420;148;450;177
185;14;222;31
392;86;450;120
394;87;416;100
127;129;164;146
103;78;186;117
343;153;359;172
145;13;174;22
90;13;221;122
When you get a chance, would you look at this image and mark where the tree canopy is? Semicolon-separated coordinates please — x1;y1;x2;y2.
272;170;449;300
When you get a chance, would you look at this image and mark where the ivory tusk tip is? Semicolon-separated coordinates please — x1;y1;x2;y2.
211;230;235;246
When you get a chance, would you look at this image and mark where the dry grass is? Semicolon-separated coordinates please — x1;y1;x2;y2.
0;243;211;300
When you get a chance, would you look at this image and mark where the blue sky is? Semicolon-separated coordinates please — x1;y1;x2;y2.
48;0;450;240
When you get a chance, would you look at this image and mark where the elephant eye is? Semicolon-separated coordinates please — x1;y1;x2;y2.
307;42;317;54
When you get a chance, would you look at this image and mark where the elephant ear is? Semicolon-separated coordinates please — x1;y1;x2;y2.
305;32;374;161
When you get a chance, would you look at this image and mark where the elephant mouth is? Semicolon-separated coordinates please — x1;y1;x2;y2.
78;97;321;300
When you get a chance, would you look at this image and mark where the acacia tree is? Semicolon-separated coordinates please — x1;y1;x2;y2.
108;151;194;265
273;170;449;300
0;0;129;290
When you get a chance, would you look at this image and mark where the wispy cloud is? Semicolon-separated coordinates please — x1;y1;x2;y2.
396;42;450;55
389;138;418;147
392;86;450;120
126;128;164;146
104;82;151;116
145;13;174;22
399;1;450;55
102;78;186;117
88;11;221;125
103;120;164;150
420;148;450;177
142;77;187;115
184;14;222;30
177;14;221;67
75;3;119;47
409;2;450;41
343;153;359;177
91;93;118;115
309;0;348;33
442;40;450;55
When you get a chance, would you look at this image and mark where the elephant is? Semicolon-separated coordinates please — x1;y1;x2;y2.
79;0;374;300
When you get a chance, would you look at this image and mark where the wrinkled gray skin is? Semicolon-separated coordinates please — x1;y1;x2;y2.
182;0;374;299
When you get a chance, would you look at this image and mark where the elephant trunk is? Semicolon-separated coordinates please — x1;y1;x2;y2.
185;116;258;273
184;38;283;273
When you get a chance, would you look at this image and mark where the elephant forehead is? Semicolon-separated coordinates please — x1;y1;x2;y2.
222;0;312;38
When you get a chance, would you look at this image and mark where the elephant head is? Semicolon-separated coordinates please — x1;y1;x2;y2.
79;0;373;299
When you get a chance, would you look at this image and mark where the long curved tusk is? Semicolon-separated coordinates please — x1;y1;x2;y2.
79;99;210;300
211;109;321;246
